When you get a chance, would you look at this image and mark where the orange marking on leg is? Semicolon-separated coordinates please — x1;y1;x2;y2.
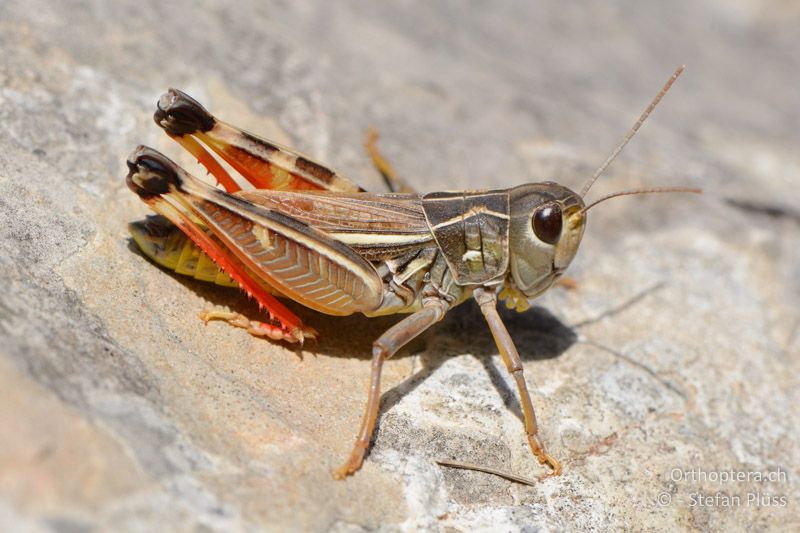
197;132;274;190
196;131;324;192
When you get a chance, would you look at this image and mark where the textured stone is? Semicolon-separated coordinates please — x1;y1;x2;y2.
0;1;798;531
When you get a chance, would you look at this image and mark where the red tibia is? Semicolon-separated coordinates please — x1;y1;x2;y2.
147;197;304;337
170;134;242;193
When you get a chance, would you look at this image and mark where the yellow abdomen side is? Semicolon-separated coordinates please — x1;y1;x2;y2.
128;216;238;287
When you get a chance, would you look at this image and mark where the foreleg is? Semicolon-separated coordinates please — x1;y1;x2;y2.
473;287;562;476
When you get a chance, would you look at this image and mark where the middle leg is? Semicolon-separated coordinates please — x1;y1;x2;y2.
334;299;448;479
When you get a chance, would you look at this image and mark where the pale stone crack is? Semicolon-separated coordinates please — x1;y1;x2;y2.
571;281;666;329
580;339;687;401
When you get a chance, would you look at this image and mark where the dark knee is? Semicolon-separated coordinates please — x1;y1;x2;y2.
372;343;390;361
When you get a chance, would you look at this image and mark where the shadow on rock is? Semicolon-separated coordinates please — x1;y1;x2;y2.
379;303;576;428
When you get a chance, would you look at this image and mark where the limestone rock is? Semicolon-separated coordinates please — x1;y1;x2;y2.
0;1;798;530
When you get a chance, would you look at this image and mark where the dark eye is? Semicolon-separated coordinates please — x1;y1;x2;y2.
532;203;563;245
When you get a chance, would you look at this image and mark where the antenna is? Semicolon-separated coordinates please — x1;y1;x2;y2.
580;186;702;214
579;65;685;198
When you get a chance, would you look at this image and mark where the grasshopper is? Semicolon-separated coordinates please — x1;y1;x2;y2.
126;66;699;479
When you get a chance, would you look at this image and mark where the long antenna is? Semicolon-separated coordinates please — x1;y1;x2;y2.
579;65;685;198
580;186;702;214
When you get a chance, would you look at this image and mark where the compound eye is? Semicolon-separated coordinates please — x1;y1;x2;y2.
532;203;563;245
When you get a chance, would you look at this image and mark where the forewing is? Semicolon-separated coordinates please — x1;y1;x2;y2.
173;173;385;316
235;190;434;261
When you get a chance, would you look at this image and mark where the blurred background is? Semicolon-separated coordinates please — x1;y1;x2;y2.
0;1;797;531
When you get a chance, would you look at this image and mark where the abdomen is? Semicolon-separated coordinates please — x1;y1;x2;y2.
128;216;238;287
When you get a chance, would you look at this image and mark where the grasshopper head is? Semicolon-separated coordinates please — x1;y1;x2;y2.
507;183;586;299
502;67;702;302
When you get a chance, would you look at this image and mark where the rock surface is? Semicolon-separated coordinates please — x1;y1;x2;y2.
1;1;798;531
